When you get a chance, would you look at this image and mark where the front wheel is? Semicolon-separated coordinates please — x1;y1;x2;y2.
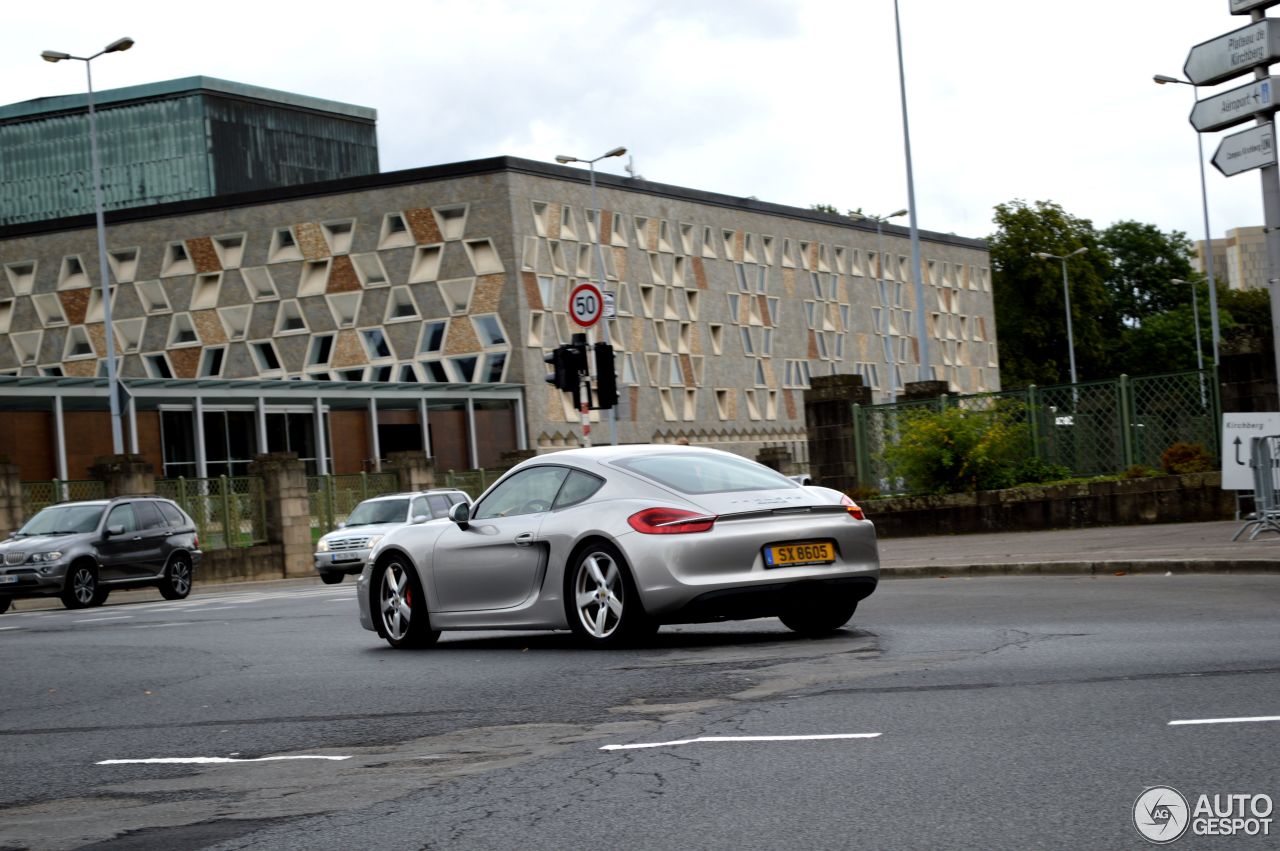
319;572;345;585
565;542;655;647
779;596;857;637
377;558;439;649
61;563;102;610
159;556;192;600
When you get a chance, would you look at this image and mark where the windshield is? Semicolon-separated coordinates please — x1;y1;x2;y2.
614;452;797;495
18;504;105;536
345;498;410;526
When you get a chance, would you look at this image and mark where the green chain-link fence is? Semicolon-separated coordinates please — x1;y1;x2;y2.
307;472;400;537
441;468;507;500
156;476;267;550
852;368;1220;494
19;480;107;518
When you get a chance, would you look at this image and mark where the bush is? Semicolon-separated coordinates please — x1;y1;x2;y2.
1160;442;1214;475
882;405;1030;494
1010;457;1072;486
1122;464;1159;479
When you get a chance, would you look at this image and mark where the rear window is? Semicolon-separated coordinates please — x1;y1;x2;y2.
157;502;187;526
614;452;797;495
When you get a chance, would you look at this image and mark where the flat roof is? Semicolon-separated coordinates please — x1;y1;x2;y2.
0;154;986;250
0;75;376;124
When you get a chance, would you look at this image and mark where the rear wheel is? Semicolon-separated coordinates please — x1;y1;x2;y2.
779;596;857;637
377;558;439;649
159;556;192;600
61;562;102;610
565;542;655;647
319;572;345;585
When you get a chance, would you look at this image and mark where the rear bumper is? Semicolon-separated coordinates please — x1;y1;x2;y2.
659;576;878;624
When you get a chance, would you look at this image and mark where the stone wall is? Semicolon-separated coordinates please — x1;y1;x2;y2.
861;472;1235;538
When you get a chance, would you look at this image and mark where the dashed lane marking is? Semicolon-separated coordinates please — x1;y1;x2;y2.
600;733;882;751
1169;715;1280;726
97;755;352;765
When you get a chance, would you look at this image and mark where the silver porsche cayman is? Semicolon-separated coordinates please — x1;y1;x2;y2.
356;444;879;648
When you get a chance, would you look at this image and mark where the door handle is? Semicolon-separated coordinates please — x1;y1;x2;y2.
514;532;535;547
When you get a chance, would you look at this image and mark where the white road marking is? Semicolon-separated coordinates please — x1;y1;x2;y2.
97;755;351;765
0;626;21;631
1169;715;1280;726
74;615;133;623
129;622;197;629
600;733;882;751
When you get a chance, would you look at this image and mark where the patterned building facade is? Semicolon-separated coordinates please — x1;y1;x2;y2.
0;156;995;480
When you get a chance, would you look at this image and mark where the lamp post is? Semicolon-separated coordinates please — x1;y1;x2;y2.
42;37;134;456
893;0;930;384
854;209;909;401
1170;278;1205;374
1033;247;1088;386
554;146;626;445
1154;73;1221;367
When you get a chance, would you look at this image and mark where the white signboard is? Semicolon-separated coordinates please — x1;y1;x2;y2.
1230;0;1280;15
1184;19;1280;86
1221;412;1280;489
1212;121;1276;176
1190;76;1278;133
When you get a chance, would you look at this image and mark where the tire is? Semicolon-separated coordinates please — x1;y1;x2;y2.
61;562;101;610
779;595;857;637
159;556;193;600
0;597;10;615
319;572;345;585
565;541;655;647
377;557;439;649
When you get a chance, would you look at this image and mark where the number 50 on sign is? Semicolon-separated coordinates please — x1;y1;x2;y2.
569;282;603;327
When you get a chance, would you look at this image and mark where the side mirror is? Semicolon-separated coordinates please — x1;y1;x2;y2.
105;524;125;537
448;501;471;529
410;514;430;525
336;521;346;530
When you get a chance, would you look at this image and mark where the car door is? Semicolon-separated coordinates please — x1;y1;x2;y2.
430;466;569;612
96;502;144;582
132;500;173;577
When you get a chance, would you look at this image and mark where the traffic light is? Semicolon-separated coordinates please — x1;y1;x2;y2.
594;342;618;410
544;347;575;393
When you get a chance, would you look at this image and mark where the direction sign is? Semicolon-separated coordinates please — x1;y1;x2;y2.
1222;412;1280;489
1184;19;1280;86
568;281;603;327
1230;0;1280;15
1212;121;1276;176
1191;76;1279;133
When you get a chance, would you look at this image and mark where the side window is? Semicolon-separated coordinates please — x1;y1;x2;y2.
106;504;139;534
426;494;451;517
553;470;604;510
157;502;186;526
411;497;430;519
133;501;163;531
472;467;569;520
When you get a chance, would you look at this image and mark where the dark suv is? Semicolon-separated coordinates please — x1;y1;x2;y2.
0;496;202;614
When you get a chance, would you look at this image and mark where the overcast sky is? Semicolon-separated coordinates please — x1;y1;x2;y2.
3;1;1272;245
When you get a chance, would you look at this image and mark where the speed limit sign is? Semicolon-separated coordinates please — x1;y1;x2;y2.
568;282;603;328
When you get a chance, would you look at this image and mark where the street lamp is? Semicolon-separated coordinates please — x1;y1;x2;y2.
1033;247;1088;385
554;146;627;445
1170;278;1205;374
853;209;909;400
1154;73;1221;367
893;0;930;383
42;36;134;456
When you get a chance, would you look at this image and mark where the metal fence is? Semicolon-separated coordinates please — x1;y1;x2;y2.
852;368;1221;493
156;476;267;550
19;480;107;517
441;468;507;499
307;472;400;536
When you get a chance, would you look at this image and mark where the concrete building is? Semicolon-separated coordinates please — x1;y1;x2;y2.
1194;226;1267;291
0;80;995;484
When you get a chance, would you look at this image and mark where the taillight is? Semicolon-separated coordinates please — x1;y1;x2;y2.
840;494;865;521
193;532;200;550
627;507;717;534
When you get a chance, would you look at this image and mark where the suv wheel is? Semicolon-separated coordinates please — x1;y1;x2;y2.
0;597;10;615
319;572;345;585
61;562;103;609
159;556;193;600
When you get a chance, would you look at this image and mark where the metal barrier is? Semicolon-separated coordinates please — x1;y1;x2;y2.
307;472;400;536
156;476;267;550
1233;434;1280;541
852;368;1221;493
19;480;107;517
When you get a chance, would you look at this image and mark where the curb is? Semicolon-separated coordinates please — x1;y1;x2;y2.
882;560;1280;578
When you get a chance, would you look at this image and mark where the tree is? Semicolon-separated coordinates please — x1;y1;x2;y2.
988;200;1116;388
1099;221;1195;327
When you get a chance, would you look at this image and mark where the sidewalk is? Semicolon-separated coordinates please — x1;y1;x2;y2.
879;519;1280;577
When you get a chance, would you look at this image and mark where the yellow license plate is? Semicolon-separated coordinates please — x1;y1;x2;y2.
764;541;835;568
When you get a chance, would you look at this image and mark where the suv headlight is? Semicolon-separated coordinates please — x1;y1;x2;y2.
28;551;63;563
317;538;331;553
365;534;384;550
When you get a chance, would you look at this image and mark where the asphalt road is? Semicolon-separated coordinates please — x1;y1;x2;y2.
1;573;1278;850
